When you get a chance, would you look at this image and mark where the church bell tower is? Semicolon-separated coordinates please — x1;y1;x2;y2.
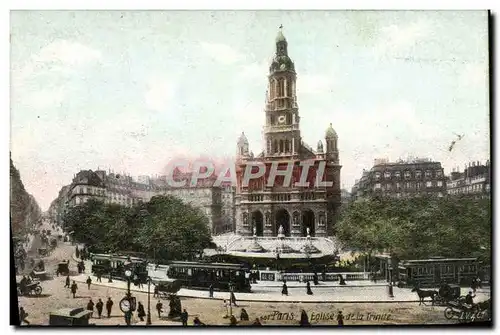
264;26;301;158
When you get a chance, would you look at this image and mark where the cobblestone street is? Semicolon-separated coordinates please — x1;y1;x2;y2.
16;243;485;326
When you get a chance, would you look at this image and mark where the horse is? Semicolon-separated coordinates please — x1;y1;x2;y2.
411;287;438;305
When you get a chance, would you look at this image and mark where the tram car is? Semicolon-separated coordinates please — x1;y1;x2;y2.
397;257;478;288
166;261;251;292
90;253;148;283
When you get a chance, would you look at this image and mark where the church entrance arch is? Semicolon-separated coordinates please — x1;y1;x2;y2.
302;210;315;237
251;211;264;236
275;209;290;237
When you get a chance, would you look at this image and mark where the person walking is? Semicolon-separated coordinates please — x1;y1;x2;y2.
87;299;95;318
96;299;104;319
209;284;214;298
106;297;113;318
156;300;163;319
180;309;188;326
96;272;102;283
64;275;70;288
137;302;146;322
223;300;229;318
86;276;92;290
306;281;313;295
19;307;30;325
230;291;238;307
337;311;344;326
240;308;249;321
70;281;78;298
282;281;289;296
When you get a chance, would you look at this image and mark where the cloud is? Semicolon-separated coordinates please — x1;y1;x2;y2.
24;87;65;109
297;74;335;95
459;63;488;88
373;19;432;58
241;60;269;80
34;40;102;66
200;42;244;65
144;77;176;112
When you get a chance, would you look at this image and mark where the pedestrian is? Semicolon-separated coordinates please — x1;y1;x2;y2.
71;281;78;298
193;316;205;326
96;299;104;319
106;297;113;318
86;276;92;290
313;272;319;285
156;300;163;319
96;272;102;283
223;300;229;317
240;308;249;321
180;309;188;326
108;275;113;283
230;291;238;307
306;281;313;295
124;310;132;326
252;317;262;326
153;285;158;298
209;284;214;298
19;307;30;325
337;311;344;326
87;299;94;318
137;302;146;321
282;281;288;296
65;275;70;288
299;309;310;326
229;314;237;326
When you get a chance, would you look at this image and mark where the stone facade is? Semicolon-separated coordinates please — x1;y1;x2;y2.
447;160;490;198
234;28;342;238
351;158;447;200
53;169;224;234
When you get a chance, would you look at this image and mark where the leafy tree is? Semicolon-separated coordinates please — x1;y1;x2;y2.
337;195;491;262
62;195;213;261
134;195;212;261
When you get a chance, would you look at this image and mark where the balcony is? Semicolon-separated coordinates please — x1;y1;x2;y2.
264;124;300;133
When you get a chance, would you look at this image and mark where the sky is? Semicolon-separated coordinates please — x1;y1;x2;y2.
10;10;490;211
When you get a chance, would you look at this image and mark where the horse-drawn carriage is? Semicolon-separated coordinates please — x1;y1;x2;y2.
412;283;465;306
17;281;43;296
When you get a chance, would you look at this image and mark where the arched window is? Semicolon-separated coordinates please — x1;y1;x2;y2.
278;78;285;97
287;79;293;97
285;139;289;152
279;140;284;153
274;140;278;153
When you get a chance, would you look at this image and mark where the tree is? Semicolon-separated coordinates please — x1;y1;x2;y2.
62;195;213;261
134;195;212;261
337;195;491;262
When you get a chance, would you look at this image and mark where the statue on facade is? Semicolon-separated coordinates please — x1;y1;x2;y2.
306;227;310;237
278;225;284;236
265;213;270;226
243;213;248;225
253;227;257;237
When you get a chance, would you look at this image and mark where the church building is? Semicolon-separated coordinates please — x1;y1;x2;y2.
235;27;341;238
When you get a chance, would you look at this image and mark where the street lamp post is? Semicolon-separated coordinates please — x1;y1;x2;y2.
146;276;152;325
125;269;132;296
229;283;233;318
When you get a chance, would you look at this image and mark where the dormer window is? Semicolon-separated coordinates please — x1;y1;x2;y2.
395;171;401;179
384;171;391;179
415;170;422;179
374;172;381;180
425;170;432;178
404;171;411;179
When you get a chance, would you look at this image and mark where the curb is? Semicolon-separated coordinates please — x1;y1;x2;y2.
72;277;423;304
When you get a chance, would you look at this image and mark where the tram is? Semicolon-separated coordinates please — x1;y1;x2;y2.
90;253;148;283
166;261;252;292
397;257;478;288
